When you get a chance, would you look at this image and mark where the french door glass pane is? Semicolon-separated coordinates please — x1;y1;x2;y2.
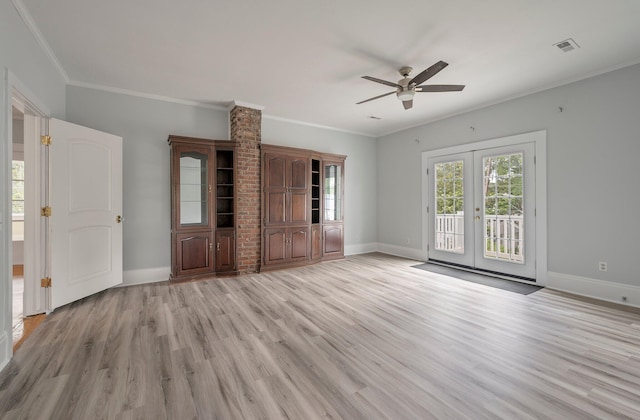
434;160;464;253
482;153;524;263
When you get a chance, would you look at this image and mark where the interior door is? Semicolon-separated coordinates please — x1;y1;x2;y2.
49;118;123;309
428;143;536;280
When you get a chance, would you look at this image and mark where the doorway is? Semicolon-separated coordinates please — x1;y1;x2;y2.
10;99;47;350
422;131;547;283
11;105;26;345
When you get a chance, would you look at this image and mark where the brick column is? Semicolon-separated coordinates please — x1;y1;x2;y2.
230;104;262;273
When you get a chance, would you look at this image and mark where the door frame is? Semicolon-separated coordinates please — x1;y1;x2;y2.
421;130;547;285
2;70;51;365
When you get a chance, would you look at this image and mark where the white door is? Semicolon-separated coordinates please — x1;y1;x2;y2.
428;143;536;280
427;152;474;267
473;144;535;278
49;119;123;309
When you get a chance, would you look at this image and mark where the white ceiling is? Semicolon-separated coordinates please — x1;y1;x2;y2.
19;0;640;136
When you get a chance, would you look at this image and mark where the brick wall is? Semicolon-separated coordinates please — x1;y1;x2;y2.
230;105;262;273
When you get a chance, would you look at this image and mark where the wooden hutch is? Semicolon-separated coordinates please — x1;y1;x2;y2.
169;136;237;282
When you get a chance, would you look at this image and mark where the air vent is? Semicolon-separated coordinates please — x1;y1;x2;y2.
554;38;580;53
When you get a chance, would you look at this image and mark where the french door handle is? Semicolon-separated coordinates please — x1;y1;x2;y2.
475;216;481;221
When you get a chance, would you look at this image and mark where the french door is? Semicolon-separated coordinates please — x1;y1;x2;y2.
427;143;536;279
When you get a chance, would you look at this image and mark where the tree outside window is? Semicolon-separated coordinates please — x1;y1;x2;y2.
12;160;25;241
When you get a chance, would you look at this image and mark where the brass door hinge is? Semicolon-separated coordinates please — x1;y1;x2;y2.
41;135;52;146
41;277;52;288
41;206;52;217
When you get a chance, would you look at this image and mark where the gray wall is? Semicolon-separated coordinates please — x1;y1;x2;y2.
65;88;379;274
66;86;228;271
377;63;640;287
1;0;67;369
262;118;378;251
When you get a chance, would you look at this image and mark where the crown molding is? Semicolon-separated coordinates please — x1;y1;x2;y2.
227;100;265;111
262;114;375;138
68;81;229;111
11;0;70;83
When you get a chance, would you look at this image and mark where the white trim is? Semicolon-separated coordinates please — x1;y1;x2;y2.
548;272;640;309
120;266;170;287
228;100;265;111
263;114;376;138
376;243;425;262
10;0;70;83
344;242;378;256
68;81;228;111
421;130;548;284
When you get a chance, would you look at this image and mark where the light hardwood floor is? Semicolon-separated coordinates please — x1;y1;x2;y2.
1;253;640;419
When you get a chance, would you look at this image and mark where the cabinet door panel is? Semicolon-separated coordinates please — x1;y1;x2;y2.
290;158;308;189
215;230;235;272
264;229;287;265
265;155;287;188
323;225;343;257
311;225;321;260
290;228;309;261
290;191;308;223
177;231;213;275
266;192;287;224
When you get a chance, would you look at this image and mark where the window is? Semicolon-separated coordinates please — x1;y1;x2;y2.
12;160;25;241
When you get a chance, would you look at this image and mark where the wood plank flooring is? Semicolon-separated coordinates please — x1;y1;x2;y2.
1;253;640;419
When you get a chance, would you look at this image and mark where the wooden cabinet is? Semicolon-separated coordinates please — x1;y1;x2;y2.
263;153;309;225
169;136;237;282
262;145;345;271
263;227;310;266
215;229;235;272
322;158;345;260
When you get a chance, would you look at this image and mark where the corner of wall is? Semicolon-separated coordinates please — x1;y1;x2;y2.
121;266;171;287
376;243;425;261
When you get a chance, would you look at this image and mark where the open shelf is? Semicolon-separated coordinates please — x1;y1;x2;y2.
311;158;321;224
216;150;235;228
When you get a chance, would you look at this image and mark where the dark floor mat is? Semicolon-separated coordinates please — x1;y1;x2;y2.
412;263;543;295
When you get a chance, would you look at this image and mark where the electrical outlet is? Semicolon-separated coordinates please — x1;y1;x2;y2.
598;261;607;272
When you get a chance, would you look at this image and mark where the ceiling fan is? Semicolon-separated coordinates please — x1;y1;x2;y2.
357;61;465;110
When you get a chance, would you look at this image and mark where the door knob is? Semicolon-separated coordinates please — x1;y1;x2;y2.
116;215;123;223
475;216;481;221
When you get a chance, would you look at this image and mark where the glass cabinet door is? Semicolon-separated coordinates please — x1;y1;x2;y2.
180;151;209;226
323;162;342;222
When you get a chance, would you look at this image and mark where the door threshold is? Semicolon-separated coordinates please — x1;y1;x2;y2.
427;259;537;284
13;313;46;352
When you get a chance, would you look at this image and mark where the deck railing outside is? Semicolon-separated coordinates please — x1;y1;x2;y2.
435;214;524;262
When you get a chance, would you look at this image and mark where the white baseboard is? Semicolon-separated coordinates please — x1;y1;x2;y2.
120;266;170;287
547;271;640;309
376;243;425;261
345;242;378;256
0;331;10;372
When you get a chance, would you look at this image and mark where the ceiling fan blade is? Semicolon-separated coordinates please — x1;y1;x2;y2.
356;90;395;104
362;76;401;88
417;84;465;92
409;61;448;86
403;99;413;110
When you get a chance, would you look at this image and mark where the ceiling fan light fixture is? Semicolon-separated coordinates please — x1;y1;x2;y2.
397;89;415;102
